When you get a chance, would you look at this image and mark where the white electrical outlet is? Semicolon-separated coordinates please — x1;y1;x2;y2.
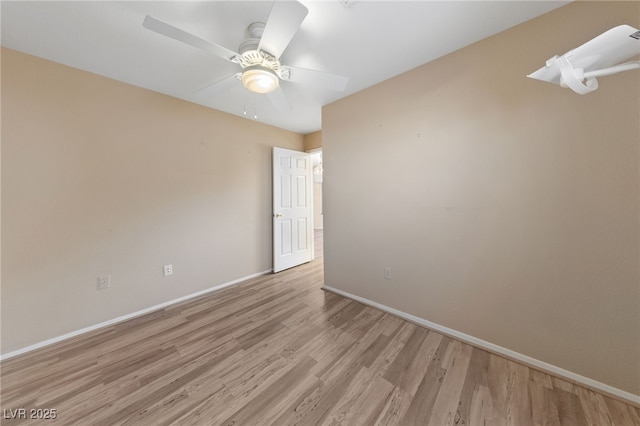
163;264;173;277
384;267;392;280
97;275;111;289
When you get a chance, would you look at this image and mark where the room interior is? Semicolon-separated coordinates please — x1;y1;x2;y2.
1;0;639;422
322;0;640;401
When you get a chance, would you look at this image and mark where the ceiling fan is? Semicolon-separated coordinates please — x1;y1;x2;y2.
143;1;348;111
528;25;640;94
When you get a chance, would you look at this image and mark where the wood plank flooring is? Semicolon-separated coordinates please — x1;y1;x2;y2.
1;231;638;425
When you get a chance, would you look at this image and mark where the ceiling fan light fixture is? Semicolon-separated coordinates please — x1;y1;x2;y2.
242;66;279;94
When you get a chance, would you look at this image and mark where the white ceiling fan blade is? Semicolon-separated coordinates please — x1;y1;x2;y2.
284;66;349;92
258;1;308;59
196;73;241;96
267;86;292;111
143;15;239;62
528;24;640;86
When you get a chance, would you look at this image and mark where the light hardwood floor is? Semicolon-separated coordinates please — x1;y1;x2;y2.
1;231;638;425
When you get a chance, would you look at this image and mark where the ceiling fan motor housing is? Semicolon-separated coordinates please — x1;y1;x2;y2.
247;22;265;38
238;38;260;54
238;22;268;55
236;22;283;92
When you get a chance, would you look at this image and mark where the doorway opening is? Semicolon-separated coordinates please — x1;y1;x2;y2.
310;149;324;260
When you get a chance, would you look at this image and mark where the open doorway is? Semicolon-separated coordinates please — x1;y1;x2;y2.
310;149;323;259
310;149;323;230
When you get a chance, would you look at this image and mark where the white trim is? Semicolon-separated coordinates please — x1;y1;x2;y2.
323;285;640;407
0;269;272;361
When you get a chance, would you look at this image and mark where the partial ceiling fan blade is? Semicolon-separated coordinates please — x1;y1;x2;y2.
143;15;239;62
258;1;308;59
196;73;241;96
284;66;349;92
527;24;640;85
267;86;292;112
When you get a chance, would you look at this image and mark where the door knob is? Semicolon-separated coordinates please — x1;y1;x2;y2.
274;213;283;218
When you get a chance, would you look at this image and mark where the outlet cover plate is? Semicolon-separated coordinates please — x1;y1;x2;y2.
97;275;111;289
163;264;173;277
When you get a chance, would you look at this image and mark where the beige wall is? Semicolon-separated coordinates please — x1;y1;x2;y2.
323;2;640;395
303;131;322;152
1;48;303;353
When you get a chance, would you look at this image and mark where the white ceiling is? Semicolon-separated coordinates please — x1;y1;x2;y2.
1;1;569;134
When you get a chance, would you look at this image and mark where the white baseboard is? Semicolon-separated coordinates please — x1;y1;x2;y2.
0;269;272;361
323;285;640;407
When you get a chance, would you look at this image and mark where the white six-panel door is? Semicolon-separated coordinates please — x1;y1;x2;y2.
273;147;313;273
